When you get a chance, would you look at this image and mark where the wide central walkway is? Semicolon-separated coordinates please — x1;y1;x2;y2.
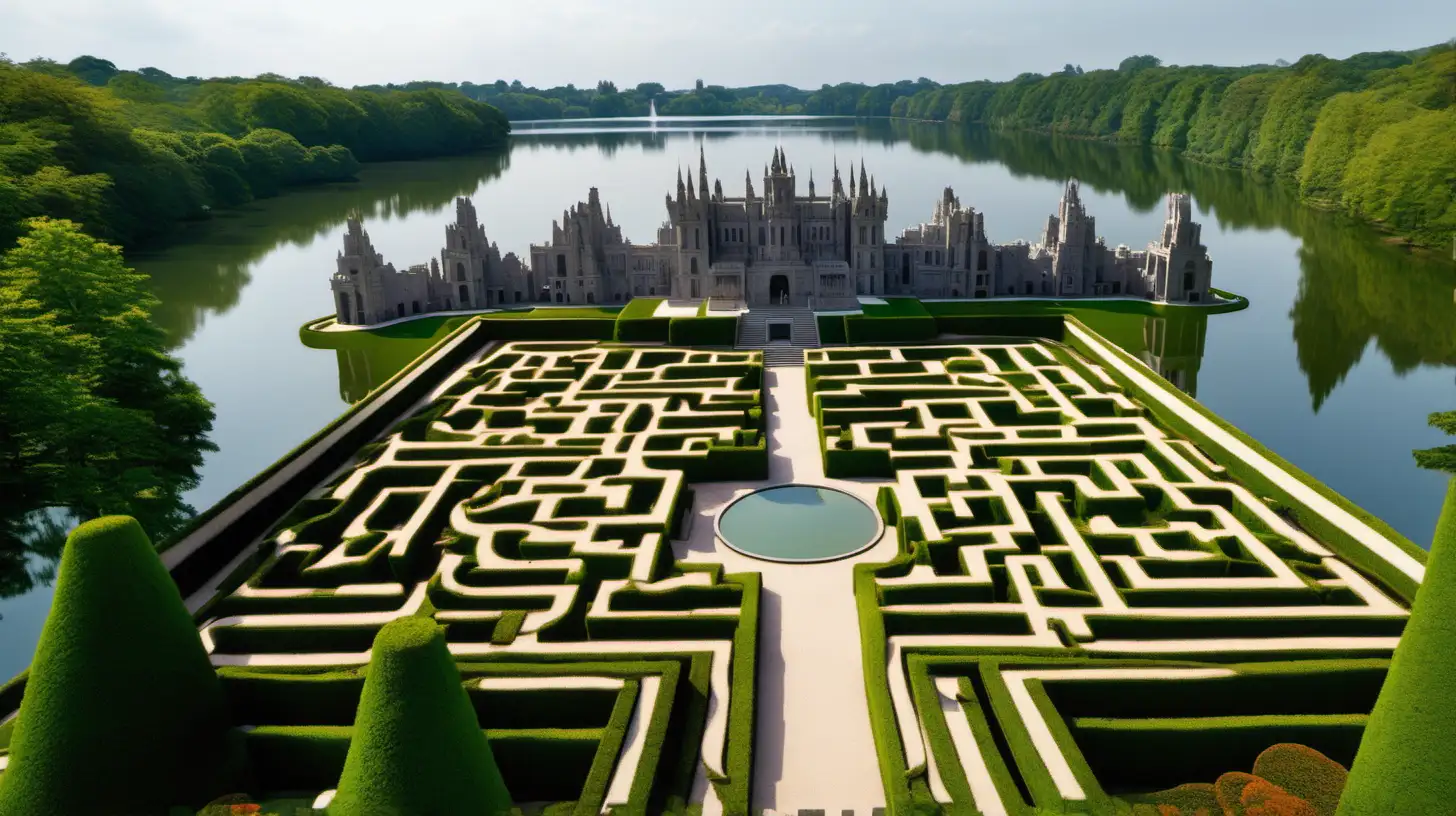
675;366;894;816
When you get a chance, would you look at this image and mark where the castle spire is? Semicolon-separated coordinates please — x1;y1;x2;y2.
850;168;857;198
809;168;815;198
745;169;755;199
859;160;869;197
699;144;708;192
677;165;685;199
686;170;695;200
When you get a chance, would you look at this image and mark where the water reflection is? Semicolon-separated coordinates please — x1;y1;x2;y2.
136;151;511;350
871;120;1455;411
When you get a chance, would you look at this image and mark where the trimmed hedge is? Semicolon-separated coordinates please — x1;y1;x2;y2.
1061;317;1425;603
328;617;512;816
668;315;738;346
817;314;849;344
480;316;617;341
0;516;244;815
935;314;1066;340
611;295;666;340
162;317;492;602
614;297;669;342
715;572;760;816
1338;479;1456;816
843;313;938;344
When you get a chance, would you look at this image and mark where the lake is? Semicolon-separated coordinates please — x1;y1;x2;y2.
0;116;1451;680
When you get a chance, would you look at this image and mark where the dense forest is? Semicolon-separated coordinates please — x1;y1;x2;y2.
0;55;511;250
891;47;1456;248
360;77;945;120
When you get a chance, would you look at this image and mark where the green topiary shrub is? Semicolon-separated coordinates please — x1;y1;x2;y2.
327;616;512;816
1337;479;1456;816
0;516;244;816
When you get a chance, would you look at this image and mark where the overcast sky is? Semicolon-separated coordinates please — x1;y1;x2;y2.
3;0;1453;90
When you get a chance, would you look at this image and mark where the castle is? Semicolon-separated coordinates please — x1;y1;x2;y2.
330;148;1213;325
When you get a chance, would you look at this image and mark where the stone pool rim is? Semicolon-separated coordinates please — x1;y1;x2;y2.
712;482;886;564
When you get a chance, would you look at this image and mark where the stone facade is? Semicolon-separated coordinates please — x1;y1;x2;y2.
331;149;1214;325
330;198;525;325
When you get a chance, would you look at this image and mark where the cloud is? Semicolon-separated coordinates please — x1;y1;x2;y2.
2;0;1452;87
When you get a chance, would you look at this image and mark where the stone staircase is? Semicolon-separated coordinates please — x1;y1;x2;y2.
736;307;820;367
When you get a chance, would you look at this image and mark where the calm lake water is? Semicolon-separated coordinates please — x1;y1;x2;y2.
1;117;1452;679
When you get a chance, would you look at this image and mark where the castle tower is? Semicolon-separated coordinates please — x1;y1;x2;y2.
667;154;710;298
1143;193;1212;302
1046;179;1098;296
849;159;889;294
332;216;393;325
762;147;798;265
441;197;497;309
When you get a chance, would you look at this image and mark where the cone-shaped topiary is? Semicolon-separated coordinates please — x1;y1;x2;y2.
1338;479;1456;815
0;515;242;815
327;616;512;816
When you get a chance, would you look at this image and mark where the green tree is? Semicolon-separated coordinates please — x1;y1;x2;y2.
1414;413;1456;474
0;218;215;533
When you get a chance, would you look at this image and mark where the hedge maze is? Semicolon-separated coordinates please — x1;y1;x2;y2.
807;343;1413;814
200;342;765;814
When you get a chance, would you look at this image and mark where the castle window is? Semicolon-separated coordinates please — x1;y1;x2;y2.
456;262;466;282
759;227;766;246
691;257;699;275
556;255;567;277
695;228;700;250
901;254;910;285
412;300;421;314
924;251;932;264
870;254;876;268
871;226;877;244
779;226;785;246
859;226;867;244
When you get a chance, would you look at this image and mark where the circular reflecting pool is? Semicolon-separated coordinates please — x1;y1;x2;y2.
715;484;882;563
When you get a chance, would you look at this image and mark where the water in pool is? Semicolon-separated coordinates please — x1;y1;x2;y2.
716;485;882;563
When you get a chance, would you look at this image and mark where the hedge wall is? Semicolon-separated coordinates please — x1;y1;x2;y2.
160;318;494;602
817;314;848;344
843;314;938;344
614;298;669;342
480;316;617;341
1060;317;1425;603
934;314;1066;340
668;315;738;346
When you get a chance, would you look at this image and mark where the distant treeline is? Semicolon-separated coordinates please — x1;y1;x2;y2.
0;56;511;249
897;48;1456;248
360;78;944;120
372;45;1456;248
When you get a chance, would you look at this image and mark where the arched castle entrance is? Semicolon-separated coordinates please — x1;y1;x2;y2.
769;275;790;305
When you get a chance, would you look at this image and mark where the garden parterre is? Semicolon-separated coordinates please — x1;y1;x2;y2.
200;341;766;814
807;342;1413;814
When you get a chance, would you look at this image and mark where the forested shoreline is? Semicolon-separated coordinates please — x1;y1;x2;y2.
893;48;1456;249
363;44;1456;249
0;56;510;250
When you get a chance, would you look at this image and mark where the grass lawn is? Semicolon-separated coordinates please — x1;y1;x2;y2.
861;298;931;318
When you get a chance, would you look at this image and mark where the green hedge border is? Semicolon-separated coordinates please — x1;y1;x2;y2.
1060;316;1425;602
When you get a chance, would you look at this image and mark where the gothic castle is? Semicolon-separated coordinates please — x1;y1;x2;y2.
330;148;1213;325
